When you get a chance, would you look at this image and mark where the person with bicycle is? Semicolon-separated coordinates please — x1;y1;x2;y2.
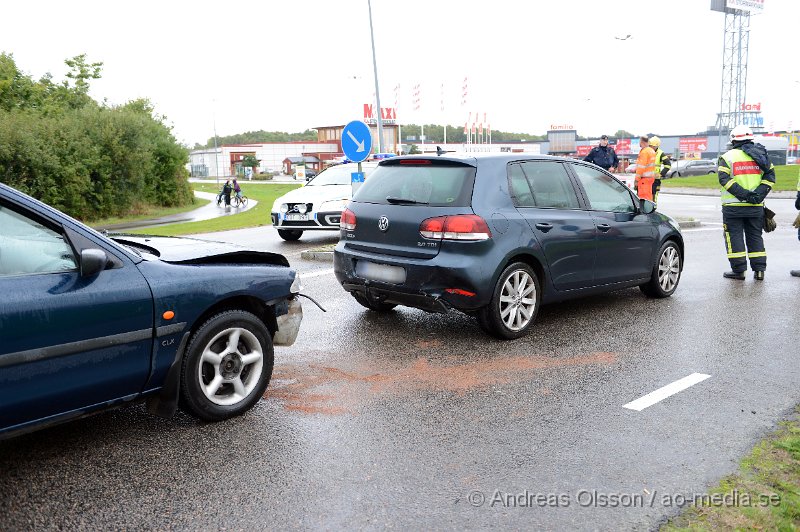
233;178;242;202
220;180;232;206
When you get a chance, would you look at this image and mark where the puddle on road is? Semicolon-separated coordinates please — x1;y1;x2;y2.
265;351;617;415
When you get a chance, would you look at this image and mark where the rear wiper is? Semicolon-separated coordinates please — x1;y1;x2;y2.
386;196;429;205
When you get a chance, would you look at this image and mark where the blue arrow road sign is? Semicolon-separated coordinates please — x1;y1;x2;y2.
341;120;372;163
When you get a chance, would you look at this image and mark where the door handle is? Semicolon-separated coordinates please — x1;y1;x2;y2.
535;222;553;232
596;223;611;232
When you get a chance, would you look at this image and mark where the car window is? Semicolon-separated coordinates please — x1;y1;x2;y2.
0;203;78;276
508;163;535;207
570;164;636;213
353;161;476;207
518;161;580;209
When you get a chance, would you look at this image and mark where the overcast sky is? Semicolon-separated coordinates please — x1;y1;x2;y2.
2;0;797;146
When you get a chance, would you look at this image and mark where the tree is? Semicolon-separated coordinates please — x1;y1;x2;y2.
64;54;103;95
614;130;635;139
241;154;260;174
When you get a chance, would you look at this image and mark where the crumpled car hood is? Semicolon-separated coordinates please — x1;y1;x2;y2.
109;234;290;267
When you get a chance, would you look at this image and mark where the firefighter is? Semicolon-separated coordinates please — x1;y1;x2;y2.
718;124;776;281
635;135;656;201
648;136;671;205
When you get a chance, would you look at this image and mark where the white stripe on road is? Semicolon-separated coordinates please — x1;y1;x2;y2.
301;268;335;279
623;373;711;411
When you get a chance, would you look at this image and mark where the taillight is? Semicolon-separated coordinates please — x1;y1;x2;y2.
341;208;357;230
419;215;491;241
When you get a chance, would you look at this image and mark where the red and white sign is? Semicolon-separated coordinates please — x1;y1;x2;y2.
577;139;632;157
363;104;397;124
679;137;708;153
740;102;761;111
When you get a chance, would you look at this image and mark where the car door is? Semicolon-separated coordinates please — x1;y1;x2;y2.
568;163;657;285
510;161;597;291
0;199;154;431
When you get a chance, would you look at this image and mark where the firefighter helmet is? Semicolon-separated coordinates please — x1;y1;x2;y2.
730;125;754;142
648;135;661;147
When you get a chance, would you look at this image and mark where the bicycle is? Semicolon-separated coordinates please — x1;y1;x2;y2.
232;194;248;208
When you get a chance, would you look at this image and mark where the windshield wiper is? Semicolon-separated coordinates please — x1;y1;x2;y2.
386;196;429;205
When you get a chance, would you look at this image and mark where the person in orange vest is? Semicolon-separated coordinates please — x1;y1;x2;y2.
634;135;657;201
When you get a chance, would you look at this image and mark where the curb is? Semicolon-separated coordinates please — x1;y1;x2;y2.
300;250;334;262
677;220;702;229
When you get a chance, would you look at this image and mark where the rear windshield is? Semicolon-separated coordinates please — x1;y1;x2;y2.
353;161;476;207
307;164;377;186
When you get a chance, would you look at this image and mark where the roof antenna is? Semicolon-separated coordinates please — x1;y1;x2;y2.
436;146;445;156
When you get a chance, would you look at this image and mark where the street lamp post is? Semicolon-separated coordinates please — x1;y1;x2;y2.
367;0;385;153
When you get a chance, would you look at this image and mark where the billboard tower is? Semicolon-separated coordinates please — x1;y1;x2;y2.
711;0;763;156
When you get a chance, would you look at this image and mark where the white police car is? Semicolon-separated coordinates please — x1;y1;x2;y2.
271;162;379;241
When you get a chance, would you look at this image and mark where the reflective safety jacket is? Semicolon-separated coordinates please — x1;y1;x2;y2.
636;146;656;179
654;148;671;178
718;146;775;207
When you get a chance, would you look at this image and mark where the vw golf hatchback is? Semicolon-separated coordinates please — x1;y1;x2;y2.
334;154;683;339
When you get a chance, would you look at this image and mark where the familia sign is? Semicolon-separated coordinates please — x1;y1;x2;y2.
363;104;397;125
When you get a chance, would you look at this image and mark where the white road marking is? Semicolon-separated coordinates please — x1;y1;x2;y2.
623;373;711;411
301;268;335;279
682;227;724;232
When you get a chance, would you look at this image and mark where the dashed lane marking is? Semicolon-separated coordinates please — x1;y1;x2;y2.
623;373;711;411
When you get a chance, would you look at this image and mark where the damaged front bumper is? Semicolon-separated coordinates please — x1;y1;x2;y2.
273;297;303;346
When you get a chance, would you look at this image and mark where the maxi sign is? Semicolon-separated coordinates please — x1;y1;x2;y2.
363;104;397;125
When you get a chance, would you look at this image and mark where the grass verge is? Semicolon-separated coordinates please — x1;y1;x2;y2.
125;183;301;236
89;198;211;227
662;408;800;530
662;165;800;191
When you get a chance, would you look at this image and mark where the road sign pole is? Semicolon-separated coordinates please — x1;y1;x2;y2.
367;0;385;154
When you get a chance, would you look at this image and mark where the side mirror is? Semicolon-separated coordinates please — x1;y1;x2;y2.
640;199;657;215
80;248;108;277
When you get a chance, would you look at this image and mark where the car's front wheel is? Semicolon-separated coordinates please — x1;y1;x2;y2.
277;229;303;241
640;241;682;298
180;310;274;421
477;262;540;340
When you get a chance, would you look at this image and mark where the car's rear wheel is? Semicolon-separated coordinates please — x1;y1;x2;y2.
277;229;303;241
477;262;540;340
640;241;682;298
180;310;274;421
352;292;397;312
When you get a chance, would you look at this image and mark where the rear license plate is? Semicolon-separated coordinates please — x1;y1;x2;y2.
285;214;309;221
356;261;406;284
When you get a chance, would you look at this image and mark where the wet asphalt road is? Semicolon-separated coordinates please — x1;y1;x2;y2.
1;196;799;530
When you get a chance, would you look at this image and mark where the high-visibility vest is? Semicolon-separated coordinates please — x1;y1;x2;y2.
654;148;664;176
636;146;656;179
720;148;763;206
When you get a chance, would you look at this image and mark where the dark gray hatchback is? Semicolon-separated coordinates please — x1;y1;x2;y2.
334;153;684;339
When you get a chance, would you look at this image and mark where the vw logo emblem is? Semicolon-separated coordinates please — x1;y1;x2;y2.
378;216;390;232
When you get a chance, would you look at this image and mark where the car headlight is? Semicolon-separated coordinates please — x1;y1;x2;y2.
297;203;308;214
280;204;289;213
290;273;303;293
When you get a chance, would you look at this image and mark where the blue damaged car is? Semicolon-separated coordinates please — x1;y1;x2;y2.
0;182;303;439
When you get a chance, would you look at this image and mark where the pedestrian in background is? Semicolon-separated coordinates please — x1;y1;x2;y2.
717;125;775;281
648;135;671;205
635;135;656;201
584;134;619;172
